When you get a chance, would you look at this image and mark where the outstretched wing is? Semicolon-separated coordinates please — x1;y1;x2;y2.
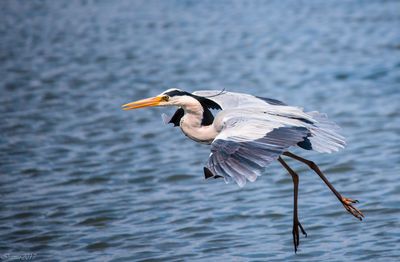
194;90;345;154
193;90;286;109
205;109;310;187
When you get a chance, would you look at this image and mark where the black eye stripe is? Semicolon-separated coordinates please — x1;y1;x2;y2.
164;90;222;110
164;90;190;97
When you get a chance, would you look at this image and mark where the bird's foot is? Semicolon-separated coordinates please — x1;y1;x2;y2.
292;219;307;253
341;197;364;220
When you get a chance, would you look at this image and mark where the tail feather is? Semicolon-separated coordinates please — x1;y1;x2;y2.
306;111;346;153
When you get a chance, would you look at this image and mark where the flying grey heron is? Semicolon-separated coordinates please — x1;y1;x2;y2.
122;88;363;252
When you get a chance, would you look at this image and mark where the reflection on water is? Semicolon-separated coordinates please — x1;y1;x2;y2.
1;0;400;261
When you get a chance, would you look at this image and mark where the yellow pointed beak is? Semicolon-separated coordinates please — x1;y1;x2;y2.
122;96;163;110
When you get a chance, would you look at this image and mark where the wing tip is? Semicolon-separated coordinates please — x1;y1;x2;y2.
203;167;223;180
203;167;214;179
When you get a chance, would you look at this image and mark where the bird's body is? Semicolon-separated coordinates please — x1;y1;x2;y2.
122;88;363;252
156;89;345;187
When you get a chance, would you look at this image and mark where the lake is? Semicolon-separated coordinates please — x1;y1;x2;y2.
1;0;399;261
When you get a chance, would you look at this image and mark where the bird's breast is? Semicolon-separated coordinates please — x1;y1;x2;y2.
180;118;217;145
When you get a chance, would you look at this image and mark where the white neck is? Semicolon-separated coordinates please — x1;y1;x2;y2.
178;96;218;144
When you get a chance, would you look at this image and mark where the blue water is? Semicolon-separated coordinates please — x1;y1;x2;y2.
1;0;400;261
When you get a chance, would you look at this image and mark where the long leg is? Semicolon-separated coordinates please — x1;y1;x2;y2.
283;151;364;220
278;156;307;253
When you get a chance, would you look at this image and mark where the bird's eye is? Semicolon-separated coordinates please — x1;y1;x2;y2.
162;95;169;101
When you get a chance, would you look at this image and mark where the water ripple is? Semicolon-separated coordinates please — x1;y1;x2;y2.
1;0;400;261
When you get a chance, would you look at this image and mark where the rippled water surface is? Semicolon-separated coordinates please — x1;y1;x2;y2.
1;0;400;261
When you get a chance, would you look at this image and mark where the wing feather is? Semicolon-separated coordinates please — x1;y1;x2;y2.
206;112;310;187
194;90;345;154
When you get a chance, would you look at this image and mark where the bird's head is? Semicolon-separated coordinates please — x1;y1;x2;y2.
122;88;195;110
